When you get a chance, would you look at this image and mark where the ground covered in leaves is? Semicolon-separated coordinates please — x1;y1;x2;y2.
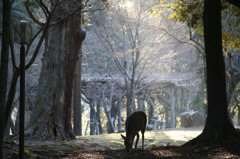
60;145;240;159
3;128;240;158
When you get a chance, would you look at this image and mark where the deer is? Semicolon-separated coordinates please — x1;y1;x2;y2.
121;111;147;152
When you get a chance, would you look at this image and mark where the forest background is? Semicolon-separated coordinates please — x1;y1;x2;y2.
1;0;240;158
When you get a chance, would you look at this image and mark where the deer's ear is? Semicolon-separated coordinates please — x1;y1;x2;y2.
121;134;126;139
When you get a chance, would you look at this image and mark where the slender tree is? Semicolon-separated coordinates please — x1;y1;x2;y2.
0;0;11;157
73;58;83;136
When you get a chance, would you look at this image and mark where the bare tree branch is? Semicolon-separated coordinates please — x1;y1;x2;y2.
25;0;45;26
226;0;240;8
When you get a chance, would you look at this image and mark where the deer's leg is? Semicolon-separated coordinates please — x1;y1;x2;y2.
131;135;135;149
141;132;145;149
135;133;139;149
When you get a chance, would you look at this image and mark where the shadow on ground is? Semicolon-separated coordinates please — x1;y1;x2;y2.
58;144;240;159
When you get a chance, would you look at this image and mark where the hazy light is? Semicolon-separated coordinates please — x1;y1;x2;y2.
125;1;133;8
119;1;134;9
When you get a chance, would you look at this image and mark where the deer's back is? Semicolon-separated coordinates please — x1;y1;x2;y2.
125;111;147;135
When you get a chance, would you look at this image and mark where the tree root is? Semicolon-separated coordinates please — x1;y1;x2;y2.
183;128;240;147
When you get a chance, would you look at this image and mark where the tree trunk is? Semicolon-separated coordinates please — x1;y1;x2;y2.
104;100;115;133
28;12;85;139
90;100;96;135
157;95;170;127
105;100;116;133
73;55;82;136
4;70;19;130
170;89;176;128
0;0;11;157
185;0;239;145
8;117;16;134
137;97;146;112
117;96;123;132
237;105;240;126
96;103;103;134
126;85;136;117
110;100;118;128
106;111;115;133
165;110;170;128
4;123;10;136
147;97;155;125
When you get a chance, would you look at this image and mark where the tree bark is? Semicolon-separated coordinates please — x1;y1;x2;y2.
126;84;136;117
96;103;103;134
110;100;117;128
90;100;96;135
64;14;86;138
147;97;155;125
117;96;123;132
105;100;116;133
28;12;85;139
137;96;146;112
73;59;82;136
170;89;176;128
0;0;11;158
237;105;240;126
185;0;239;145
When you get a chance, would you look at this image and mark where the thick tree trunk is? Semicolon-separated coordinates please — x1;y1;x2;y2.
185;0;239;145
28;13;85;139
137;97;146;112
126;86;136;117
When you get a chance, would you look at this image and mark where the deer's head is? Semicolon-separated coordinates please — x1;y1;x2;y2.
121;134;133;152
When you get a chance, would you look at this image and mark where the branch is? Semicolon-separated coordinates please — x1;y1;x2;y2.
157;95;170;108
92;25;131;81
142;23;206;56
226;0;240;8
10;0;15;4
25;0;45;26
9;38;18;70
187;25;205;56
26;15;51;69
36;0;50;18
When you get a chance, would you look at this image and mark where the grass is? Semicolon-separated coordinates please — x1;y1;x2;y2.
75;128;203;150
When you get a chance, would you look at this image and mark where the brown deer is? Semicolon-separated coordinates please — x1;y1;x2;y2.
121;111;147;152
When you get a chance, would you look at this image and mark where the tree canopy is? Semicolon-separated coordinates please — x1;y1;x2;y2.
154;0;240;53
